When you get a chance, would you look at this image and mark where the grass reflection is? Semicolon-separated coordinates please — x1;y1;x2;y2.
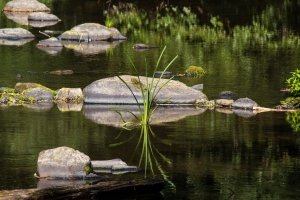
110;124;176;190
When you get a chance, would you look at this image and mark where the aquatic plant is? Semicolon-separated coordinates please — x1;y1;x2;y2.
111;46;178;128
286;69;300;96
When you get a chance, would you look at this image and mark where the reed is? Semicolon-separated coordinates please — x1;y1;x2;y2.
112;46;178;129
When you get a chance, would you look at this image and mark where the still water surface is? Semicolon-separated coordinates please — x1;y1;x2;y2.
1;0;300;199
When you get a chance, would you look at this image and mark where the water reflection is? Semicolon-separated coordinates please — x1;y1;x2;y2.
83;104;207;127
110;124;176;190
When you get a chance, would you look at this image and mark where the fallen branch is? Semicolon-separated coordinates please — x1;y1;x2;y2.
0;178;164;200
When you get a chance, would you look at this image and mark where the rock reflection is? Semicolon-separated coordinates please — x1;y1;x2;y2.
61;40;124;55
0;38;34;46
3;11;29;25
83;104;207;127
23;102;53;112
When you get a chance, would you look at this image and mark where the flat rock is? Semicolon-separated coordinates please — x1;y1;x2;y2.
37;146;90;179
3;0;51;12
215;99;234;107
83;75;207;104
91;159;139;174
58;23;126;41
28;12;60;21
0;28;34;39
36;37;63;47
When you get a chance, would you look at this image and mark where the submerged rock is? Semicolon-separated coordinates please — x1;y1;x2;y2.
91;159;139;175
133;44;158;49
36;37;63;47
37;146;91;179
218;91;237;99
3;0;51;12
83;75;207;104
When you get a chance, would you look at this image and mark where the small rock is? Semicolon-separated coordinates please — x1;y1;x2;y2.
215;99;234;107
191;84;203;91
232;97;258;110
16;74;23;79
218;91;237;99
36;37;63;47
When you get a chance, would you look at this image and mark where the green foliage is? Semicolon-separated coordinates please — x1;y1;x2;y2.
286;69;300;96
286;112;300;132
111;47;178;128
210;16;223;29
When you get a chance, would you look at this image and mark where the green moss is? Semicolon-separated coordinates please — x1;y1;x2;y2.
185;66;206;77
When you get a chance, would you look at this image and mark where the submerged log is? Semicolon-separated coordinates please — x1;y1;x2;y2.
0;178;164;200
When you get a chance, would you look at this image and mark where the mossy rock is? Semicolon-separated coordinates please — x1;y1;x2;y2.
15;83;57;96
185;66;206;77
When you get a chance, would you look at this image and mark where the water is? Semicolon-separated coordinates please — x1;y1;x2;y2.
1;0;300;199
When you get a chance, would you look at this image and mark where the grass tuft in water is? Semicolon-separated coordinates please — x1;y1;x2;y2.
111;46;178;129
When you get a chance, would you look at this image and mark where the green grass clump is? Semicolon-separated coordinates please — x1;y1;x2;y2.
112;46;178;129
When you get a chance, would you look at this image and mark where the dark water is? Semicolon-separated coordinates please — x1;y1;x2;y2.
1;0;300;199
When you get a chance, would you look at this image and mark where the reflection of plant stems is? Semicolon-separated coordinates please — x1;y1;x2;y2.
110;124;176;191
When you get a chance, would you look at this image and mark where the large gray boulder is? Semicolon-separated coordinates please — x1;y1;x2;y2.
37;146;90;179
3;0;51;12
83;75;207;104
58;23;126;41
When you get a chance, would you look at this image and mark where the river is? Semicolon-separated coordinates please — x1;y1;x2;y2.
1;0;300;199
